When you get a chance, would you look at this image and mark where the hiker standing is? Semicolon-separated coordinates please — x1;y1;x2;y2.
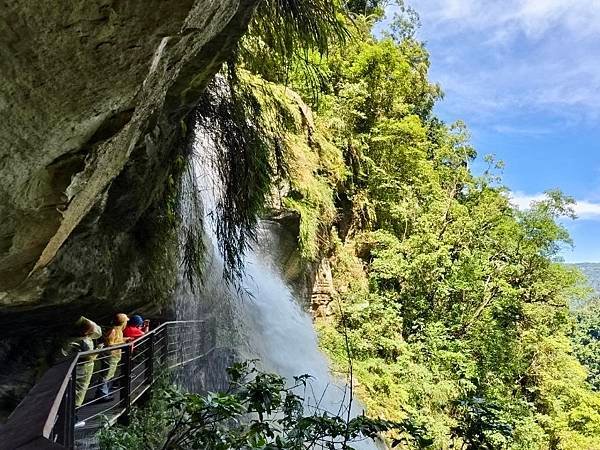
123;314;149;340
94;313;128;402
55;316;102;408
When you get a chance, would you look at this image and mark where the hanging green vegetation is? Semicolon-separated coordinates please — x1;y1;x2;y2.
190;68;275;282
240;0;348;101
250;0;347;59
171;0;350;284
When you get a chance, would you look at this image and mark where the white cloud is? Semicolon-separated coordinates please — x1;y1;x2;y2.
510;191;600;219
509;192;546;210
491;124;552;135
385;0;600;126
575;200;600;218
411;0;600;40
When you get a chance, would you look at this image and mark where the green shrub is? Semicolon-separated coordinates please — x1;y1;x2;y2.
99;361;432;450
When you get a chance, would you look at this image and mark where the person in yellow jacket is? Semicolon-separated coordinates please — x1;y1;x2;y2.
94;313;129;402
56;316;102;408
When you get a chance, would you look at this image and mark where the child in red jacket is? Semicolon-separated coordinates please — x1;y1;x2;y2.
123;314;149;340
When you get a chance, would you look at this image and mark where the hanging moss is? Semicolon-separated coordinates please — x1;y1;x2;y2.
186;68;278;282
175;66;346;280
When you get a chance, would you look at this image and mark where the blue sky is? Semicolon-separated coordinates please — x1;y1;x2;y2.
381;0;600;262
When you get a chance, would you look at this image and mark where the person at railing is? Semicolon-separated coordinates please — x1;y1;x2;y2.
54;316;102;408
94;313;129;402
123;314;150;340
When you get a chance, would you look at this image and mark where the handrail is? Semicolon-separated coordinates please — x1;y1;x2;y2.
0;360;77;449
0;320;210;450
43;360;79;439
71;321;203;357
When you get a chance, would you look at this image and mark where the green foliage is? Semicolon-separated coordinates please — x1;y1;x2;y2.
241;0;348;98
250;0;347;60
174;2;600;448
176;150;206;292
236;4;600;449
344;0;386;16
99;361;431;450
230;69;344;261
99;377;174;450
572;300;600;391
192;69;277;282
450;397;513;449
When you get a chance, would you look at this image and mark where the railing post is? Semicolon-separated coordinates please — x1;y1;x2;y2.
164;326;170;367
163;324;170;368
121;344;133;425
148;332;155;385
53;384;66;445
54;371;75;448
67;368;76;449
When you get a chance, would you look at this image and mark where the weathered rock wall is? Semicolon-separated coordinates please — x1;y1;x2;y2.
0;0;258;416
262;213;334;317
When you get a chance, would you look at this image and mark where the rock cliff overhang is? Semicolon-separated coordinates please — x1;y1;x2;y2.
0;0;259;332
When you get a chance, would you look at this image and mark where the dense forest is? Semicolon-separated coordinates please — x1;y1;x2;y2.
218;1;600;448
574;263;600;295
571;264;600;398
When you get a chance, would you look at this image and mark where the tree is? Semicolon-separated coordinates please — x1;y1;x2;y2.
450;396;513;449
572;299;600;391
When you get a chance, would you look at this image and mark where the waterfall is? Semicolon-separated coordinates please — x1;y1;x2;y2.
173;127;382;449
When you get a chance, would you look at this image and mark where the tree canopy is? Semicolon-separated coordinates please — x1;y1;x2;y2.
167;1;600;448
227;2;600;448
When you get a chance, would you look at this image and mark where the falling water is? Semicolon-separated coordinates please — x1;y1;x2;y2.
173;128;382;449
239;229;354;409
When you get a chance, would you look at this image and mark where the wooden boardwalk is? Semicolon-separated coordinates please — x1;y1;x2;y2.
74;361;151;443
0;321;210;450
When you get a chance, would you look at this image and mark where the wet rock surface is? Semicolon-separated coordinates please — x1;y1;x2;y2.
0;0;258;418
260;212;333;314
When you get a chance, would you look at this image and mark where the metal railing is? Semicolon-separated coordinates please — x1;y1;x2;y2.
0;320;211;450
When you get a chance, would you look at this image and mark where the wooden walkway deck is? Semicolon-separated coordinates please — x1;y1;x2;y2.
74;361;151;443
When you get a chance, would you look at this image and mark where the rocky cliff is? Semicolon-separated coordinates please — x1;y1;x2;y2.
0;0;259;416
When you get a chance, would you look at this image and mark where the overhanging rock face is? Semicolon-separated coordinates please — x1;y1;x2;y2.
0;0;258;415
0;0;257;321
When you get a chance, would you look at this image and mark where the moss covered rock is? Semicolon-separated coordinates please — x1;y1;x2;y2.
0;0;259;417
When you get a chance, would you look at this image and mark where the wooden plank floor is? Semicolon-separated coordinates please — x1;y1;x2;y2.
73;363;150;447
77;396;123;430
